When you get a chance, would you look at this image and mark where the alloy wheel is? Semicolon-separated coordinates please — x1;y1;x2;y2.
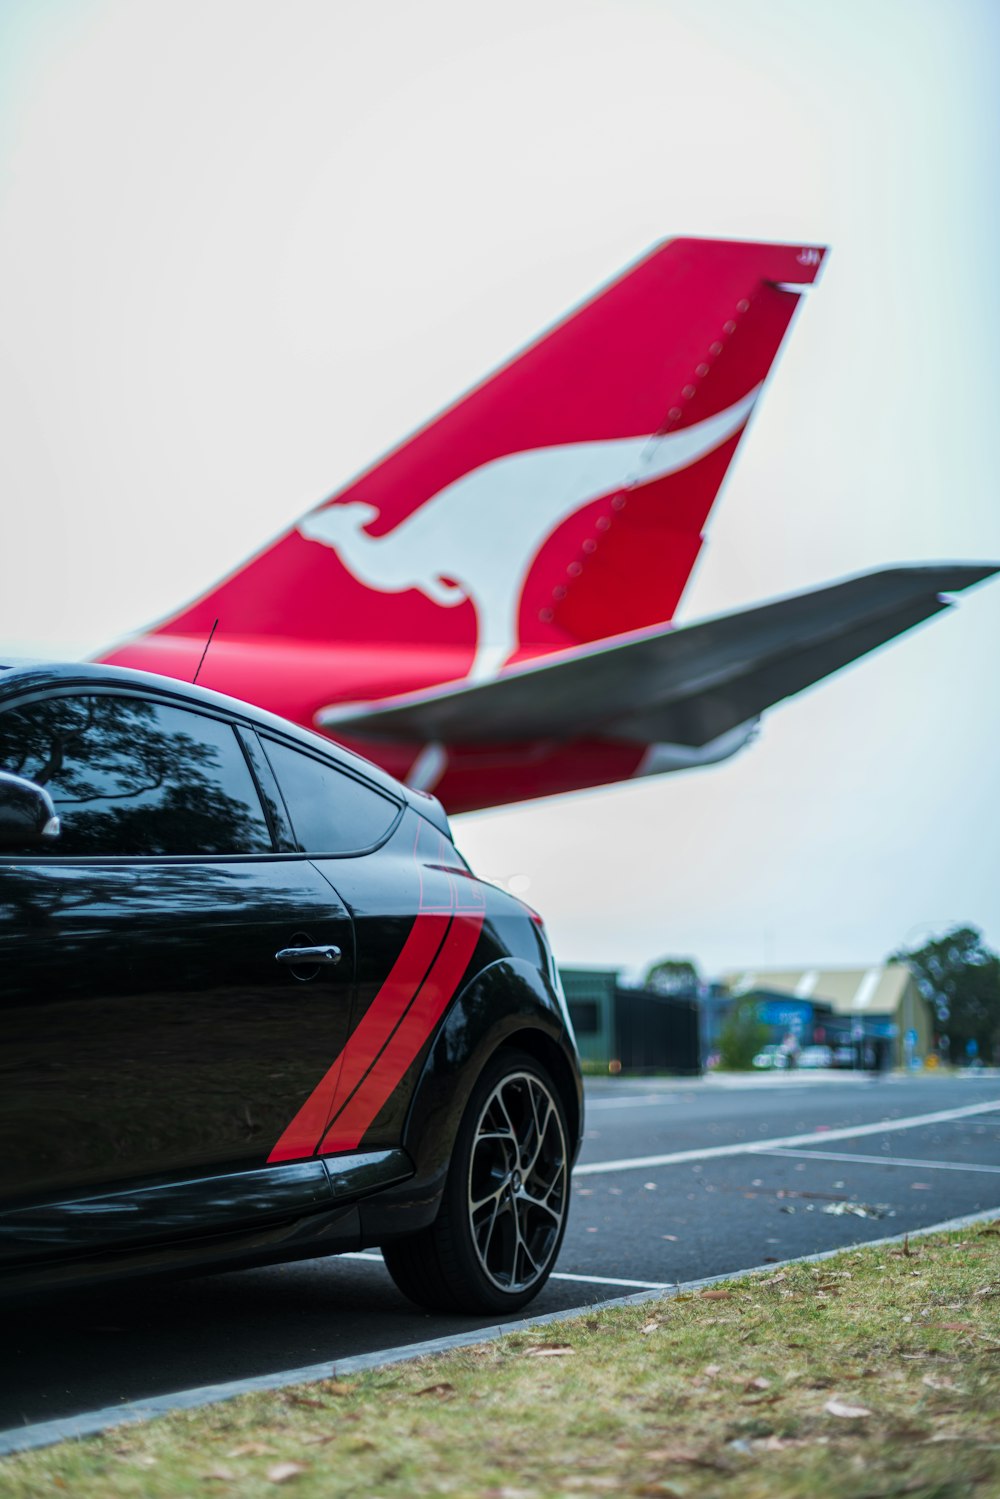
467;1069;568;1293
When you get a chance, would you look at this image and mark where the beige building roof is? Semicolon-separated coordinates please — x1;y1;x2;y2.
721;964;916;1017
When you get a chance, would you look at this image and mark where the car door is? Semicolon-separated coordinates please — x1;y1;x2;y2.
257;732;486;1160
0;688;356;1209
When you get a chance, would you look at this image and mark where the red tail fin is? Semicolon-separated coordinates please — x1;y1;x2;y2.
105;239;825;711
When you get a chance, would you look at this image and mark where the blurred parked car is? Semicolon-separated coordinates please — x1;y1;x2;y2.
797;1045;834;1069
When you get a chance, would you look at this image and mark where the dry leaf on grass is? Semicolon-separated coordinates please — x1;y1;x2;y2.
642;1446;705;1465
640;1321;661;1334
227;1442;277;1456
744;1376;771;1391
525;1344;575;1357
641;1441;731;1471
203;1468;237;1482
267;1461;310;1483
414;1382;457;1397
932;1321;977;1333
825;1398;873;1419
922;1374;957;1391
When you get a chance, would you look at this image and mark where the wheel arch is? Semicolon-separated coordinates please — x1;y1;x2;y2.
492;1027;582;1164
358;956;582;1245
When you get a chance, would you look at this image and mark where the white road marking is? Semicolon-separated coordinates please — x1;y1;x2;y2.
342;1252;669;1290
549;1271;671;1289
573;1099;1000;1176
4;1204;998;1458
756;1147;1000;1175
586;1096;680;1110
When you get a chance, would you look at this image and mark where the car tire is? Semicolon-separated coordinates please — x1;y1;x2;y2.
381;1049;571;1315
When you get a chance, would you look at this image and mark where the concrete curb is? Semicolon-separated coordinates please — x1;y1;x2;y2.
2;1203;997;1458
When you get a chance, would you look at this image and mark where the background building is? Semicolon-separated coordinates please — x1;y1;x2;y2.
718;964;933;1067
559;967;700;1074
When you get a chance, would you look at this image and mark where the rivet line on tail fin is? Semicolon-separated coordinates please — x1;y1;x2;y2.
552;288;761;624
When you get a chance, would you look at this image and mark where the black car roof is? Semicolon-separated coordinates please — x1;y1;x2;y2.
0;659;452;839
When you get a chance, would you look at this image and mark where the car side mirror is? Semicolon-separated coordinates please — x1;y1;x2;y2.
0;771;60;849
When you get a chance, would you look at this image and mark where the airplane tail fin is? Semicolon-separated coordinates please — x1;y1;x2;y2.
104;239;826;710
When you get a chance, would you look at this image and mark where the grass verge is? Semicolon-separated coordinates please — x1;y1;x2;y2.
4;1225;1000;1498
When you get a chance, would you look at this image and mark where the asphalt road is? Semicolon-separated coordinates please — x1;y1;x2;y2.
3;1071;999;1433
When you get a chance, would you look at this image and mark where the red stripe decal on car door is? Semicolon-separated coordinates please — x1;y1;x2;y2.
266;911;449;1164
318;908;485;1154
329;912;452;1108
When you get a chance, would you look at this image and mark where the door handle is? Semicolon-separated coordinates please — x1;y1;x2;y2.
275;945;342;966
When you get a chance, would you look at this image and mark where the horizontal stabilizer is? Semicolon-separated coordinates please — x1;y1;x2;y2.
319;564;997;747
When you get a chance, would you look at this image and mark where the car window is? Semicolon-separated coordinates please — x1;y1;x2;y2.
262;737;399;854
0;694;272;856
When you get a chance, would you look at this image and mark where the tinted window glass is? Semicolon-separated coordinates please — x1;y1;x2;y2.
263;738;398;853
0;695;272;856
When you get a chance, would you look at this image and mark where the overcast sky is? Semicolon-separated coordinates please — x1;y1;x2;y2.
1;0;997;978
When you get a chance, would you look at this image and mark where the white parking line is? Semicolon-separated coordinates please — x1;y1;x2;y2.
549;1272;670;1289
586;1096;680;1110
573;1099;1000;1176
341;1252;668;1291
756;1147;1000;1175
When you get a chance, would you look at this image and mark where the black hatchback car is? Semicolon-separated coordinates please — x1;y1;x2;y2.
0;662;581;1314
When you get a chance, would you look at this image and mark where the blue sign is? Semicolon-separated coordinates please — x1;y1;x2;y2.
757;999;813;1031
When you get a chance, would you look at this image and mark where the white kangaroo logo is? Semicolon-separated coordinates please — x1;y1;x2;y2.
299;387;759;681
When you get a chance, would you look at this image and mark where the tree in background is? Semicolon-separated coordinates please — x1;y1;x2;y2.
717;999;769;1070
892;926;1000;1064
644;956;700;995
